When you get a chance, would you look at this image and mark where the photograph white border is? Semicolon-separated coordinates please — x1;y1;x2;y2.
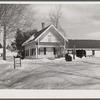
0;1;100;98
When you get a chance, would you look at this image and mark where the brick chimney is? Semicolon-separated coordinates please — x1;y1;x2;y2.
42;22;45;29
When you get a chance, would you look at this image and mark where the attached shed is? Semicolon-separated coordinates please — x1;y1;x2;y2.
68;39;100;57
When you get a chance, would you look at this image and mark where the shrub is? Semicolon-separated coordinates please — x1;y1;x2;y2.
65;53;72;61
16;50;25;59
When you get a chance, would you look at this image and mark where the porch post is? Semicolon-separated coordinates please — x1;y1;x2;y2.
73;45;76;60
29;47;30;56
36;47;38;58
37;38;39;58
63;39;66;56
36;38;39;59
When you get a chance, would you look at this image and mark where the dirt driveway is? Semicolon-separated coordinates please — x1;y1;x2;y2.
0;57;100;89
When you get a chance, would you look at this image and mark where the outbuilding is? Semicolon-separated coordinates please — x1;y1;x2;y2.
67;39;100;57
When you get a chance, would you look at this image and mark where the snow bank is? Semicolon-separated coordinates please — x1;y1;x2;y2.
95;51;100;57
0;60;10;64
0;48;3;53
6;50;17;56
22;58;62;64
0;48;17;57
52;58;64;62
22;58;51;64
40;58;52;62
69;54;80;60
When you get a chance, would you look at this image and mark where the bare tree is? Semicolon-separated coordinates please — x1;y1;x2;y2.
49;6;63;29
0;4;36;60
48;6;67;57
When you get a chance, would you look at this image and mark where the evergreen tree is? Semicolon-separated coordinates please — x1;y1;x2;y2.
15;29;24;51
11;28;37;58
0;44;2;48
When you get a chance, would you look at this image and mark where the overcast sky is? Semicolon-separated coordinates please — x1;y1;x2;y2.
31;3;100;40
1;3;100;45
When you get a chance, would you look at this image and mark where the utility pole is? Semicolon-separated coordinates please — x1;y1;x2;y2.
73;45;76;60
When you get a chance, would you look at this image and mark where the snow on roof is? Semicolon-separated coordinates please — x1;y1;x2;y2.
22;25;50;46
0;48;3;53
22;34;35;46
22;25;68;46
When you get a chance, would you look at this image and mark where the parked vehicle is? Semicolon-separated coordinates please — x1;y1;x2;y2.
65;53;72;61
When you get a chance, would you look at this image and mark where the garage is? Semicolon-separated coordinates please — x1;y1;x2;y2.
76;50;86;58
68;39;100;58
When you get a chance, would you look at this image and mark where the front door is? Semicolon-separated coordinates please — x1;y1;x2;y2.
47;47;52;58
46;47;54;58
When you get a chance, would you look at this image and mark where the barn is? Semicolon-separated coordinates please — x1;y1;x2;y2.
22;23;68;59
67;39;100;57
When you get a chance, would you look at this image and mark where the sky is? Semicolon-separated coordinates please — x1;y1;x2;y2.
1;3;100;46
31;3;100;40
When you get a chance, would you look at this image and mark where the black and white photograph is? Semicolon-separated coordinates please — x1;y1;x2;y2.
0;1;100;91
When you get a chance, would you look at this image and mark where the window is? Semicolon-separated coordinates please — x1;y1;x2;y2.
30;48;36;56
48;34;51;42
39;47;46;55
53;48;56;55
39;48;40;55
92;50;95;55
25;50;27;56
44;48;46;55
30;49;32;56
25;50;29;56
39;48;44;55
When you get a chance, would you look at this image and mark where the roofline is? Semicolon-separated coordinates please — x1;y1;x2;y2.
22;24;68;46
35;25;52;41
68;39;100;41
22;34;35;46
51;25;68;42
68;48;100;50
22;26;51;46
22;25;51;46
22;40;37;46
35;24;68;42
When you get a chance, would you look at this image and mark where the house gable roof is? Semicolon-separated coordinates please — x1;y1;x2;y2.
22;25;67;46
34;25;50;41
22;25;50;46
68;39;100;49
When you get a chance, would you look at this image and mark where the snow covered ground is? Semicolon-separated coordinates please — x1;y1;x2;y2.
0;56;100;89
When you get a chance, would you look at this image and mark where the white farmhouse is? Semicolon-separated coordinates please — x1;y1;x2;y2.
22;23;68;59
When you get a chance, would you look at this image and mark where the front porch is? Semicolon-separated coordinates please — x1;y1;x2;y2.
25;46;65;59
36;46;64;59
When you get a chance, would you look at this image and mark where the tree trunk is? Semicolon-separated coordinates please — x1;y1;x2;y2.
3;25;6;60
3;4;7;60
